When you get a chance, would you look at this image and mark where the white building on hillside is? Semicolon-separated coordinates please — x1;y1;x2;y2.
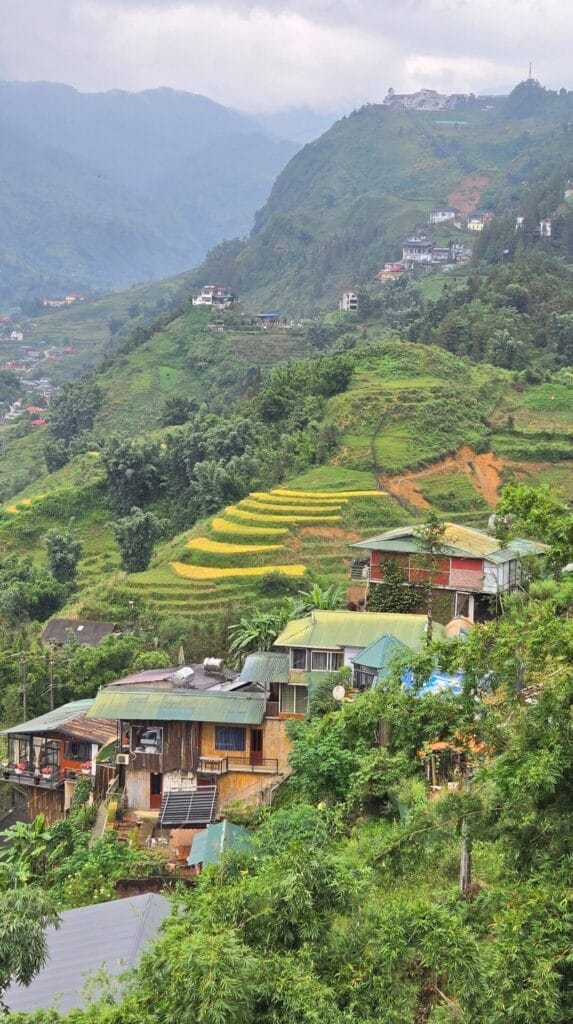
339;291;358;312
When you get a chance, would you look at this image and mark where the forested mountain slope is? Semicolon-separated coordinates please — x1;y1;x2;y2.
0;81;297;302
193;80;573;313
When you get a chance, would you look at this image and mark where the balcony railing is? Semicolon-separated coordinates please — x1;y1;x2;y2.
0;766;92;789
1;767;65;789
197;755;279;776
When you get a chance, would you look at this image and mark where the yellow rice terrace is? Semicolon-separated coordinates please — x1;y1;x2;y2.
129;486;393;615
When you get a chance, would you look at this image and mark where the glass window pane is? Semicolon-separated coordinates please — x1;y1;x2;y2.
215;726;246;751
331;652;344;670
280;684;295;714
291;648;307;669
311;651;329;671
295;687;308;714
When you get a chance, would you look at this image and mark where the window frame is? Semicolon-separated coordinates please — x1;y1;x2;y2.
215;726;247;752
310;649;344;672
279;683;308;715
290;647;308;670
63;740;92;763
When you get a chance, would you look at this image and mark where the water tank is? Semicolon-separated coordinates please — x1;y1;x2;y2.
170;667;195;688
203;657;223;674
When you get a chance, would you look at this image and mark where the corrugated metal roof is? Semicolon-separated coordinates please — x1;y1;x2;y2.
41;619;116;647
352;523;501;558
87;688;266;725
238;652;289;686
490;538;548;562
352;524;547;563
3;700;92;737
275;611;440;652
188;820;253;867
4;893;169;1013
351;634;410;670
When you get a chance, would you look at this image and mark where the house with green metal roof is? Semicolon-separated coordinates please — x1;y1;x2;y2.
187;819;253;870
352;523;547;622
274;610;440;694
86;664;297;823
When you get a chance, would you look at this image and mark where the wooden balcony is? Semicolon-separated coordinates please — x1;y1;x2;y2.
1;766;65;789
197;755;279;776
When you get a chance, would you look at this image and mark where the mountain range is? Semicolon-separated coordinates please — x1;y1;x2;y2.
0;81;302;303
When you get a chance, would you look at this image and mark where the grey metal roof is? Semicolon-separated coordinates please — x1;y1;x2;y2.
2;700;94;738
107;664;238;691
238;652;289;686
41;619;117;647
4;893;170;1014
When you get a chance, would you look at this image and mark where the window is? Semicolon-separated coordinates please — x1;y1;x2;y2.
132;726;163;754
354;667;376;691
311;650;329;671
310;650;344;672
64;741;92;763
279;684;308;715
290;648;307;670
215;726;246;752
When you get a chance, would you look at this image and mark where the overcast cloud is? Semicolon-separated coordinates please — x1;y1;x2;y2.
0;0;570;112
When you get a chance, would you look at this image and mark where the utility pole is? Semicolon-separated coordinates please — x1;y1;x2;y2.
459;766;473;898
48;654;54;711
20;656;27;720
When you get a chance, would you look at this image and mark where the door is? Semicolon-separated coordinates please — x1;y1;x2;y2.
250;729;263;767
150;772;163;810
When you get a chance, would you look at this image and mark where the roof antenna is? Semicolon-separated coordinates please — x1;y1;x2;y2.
528;60;533;81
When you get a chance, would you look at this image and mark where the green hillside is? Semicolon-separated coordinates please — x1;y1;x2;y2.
193;81;573;313
0;335;569;633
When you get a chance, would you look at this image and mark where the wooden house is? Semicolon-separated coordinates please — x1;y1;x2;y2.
0;700;116;823
352;523;547;621
87;661;298;824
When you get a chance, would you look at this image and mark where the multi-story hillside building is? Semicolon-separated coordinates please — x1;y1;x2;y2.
352;523;547;621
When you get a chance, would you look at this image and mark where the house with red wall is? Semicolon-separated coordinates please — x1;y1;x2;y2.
352;523;547;621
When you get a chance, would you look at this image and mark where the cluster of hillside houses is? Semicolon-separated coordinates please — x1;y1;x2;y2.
1;522;545;842
0;518;548;1015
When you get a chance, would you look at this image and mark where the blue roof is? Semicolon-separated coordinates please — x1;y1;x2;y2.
405;669;464;698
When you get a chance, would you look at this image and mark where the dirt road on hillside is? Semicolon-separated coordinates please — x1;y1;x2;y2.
379;446;504;510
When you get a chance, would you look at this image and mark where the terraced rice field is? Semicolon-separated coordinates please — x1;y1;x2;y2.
129;487;391;616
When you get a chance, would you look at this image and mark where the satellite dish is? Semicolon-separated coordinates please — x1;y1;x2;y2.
332;685;346;701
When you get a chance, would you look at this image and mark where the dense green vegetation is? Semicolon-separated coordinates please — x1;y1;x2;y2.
3;566;573;1022
193;80;573;313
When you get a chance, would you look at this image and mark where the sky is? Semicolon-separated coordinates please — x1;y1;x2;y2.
0;0;571;113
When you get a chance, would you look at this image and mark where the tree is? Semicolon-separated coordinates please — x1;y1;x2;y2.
48;379;103;444
111;507;164;573
0;889;59;1012
42;437;70;473
414;512;446;641
45;530;82;584
160;395;197;427
102;438;162;515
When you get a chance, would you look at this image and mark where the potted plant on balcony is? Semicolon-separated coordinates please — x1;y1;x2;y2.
1;763;9;779
80;761;92;776
14;762;25;776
